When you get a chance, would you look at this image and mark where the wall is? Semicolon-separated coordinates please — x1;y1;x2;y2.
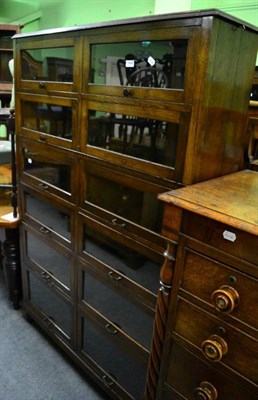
2;0;155;32
191;0;257;27
155;0;191;14
3;0;257;32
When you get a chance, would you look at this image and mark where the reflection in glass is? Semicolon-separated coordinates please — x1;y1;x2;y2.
29;272;71;336
23;148;71;193
84;225;160;294
21;48;74;82
25;193;71;241
86;172;163;232
83;317;147;398
88;110;178;167
83;271;153;349
27;232;70;288
90;40;187;89
22;101;72;140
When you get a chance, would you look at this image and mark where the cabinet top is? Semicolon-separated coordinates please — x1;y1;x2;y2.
12;8;257;39
158;170;258;235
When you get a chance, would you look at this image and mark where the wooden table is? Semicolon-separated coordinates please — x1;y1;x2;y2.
0;205;22;309
0;109;21;308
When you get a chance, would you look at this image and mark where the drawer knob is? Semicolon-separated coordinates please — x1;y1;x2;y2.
194;381;218;400
201;334;228;362
123;88;131;97
211;285;239;313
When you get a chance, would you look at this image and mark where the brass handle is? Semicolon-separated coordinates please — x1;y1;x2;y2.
194;381;218;400
40;226;50;234
211;285;239;313
201;334;228;362
41;271;50;280
105;323;118;334
102;374;114;386
38;183;49;190
111;218;126;228
39;82;46;89
108;271;122;281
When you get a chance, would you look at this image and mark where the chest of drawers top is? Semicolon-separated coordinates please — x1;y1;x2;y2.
159;169;258;236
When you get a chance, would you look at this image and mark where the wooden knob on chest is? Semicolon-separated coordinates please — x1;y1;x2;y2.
211;285;239;313
201;334;228;362
194;381;218;400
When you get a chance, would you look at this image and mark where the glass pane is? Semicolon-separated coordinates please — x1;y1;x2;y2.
85;171;163;232
87;110;178;167
83;317;147;398
29;272;71;336
84;225;160;294
23;148;71;193
21;48;74;82
83;271;153;349
27;232;70;288
25;193;71;241
22;100;72;140
90;40;187;89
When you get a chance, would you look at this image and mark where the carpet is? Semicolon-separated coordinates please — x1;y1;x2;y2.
0;268;108;400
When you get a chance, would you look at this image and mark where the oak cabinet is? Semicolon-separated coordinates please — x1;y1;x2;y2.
13;10;257;400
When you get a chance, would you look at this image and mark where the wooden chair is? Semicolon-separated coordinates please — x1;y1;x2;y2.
116;54;170;146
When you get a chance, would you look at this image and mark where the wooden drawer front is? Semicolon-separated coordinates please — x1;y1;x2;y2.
161;341;256;400
178;242;258;331
173;298;258;385
181;212;258;265
79;311;148;400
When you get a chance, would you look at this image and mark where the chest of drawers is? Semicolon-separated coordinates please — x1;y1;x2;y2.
157;170;258;399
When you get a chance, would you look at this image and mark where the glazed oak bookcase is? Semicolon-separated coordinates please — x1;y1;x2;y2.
13;9;257;400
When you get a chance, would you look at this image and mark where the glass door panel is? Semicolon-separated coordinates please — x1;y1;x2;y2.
26;231;71;290
82;269;154;349
82;316;148;399
87;109;178;168
90;40;187;90
28;271;71;338
85;170;164;234
24;191;72;244
21;99;73;142
21;47;74;82
83;224;160;295
20;144;73;203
